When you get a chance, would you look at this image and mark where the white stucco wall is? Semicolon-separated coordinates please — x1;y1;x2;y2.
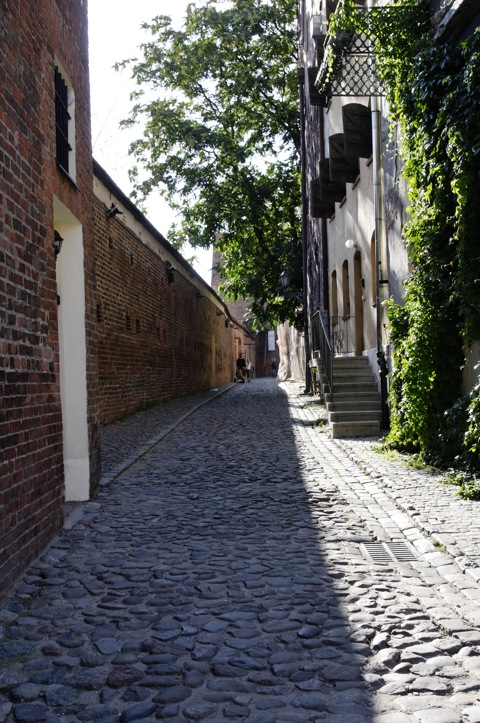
277;323;306;382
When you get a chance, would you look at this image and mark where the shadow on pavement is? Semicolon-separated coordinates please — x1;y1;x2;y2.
0;379;376;721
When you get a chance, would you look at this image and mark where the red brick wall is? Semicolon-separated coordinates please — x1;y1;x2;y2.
93;178;237;424
0;0;99;591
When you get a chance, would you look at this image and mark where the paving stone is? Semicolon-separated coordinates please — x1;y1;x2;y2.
1;380;480;721
414;709;462;723
119;701;157;721
12;703;49;722
462;705;480;722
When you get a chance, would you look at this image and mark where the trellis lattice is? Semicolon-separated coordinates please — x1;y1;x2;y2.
315;4;421;97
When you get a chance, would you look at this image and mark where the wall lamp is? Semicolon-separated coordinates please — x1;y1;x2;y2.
280;267;290;291
196;292;204;299
216;309;223;316
165;261;175;283
345;239;357;250
106;203;124;219
53;230;64;257
279;267;302;300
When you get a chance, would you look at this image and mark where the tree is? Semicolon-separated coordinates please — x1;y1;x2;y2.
117;0;302;327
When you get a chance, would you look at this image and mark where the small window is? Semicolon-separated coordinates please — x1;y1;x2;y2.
54;65;76;179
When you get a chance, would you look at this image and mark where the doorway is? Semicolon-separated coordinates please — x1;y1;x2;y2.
54;197;90;501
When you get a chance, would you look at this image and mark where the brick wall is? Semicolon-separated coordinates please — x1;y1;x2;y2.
94;165;237;424
0;0;99;591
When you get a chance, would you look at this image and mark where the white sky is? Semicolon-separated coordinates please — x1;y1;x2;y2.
88;0;213;284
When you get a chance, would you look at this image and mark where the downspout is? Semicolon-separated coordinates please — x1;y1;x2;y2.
368;0;389;428
319;100;329;316
371;94;384;354
299;69;311;394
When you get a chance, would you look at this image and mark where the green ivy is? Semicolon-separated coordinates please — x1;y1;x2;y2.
327;1;480;471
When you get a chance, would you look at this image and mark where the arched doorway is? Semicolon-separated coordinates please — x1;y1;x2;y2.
54;197;90;501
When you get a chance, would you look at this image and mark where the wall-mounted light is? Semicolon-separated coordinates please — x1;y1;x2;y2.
280;268;290;290
345;239;357;250
53;230;64;257
197;292;204;299
106;203;124;219
165;261;175;284
216;309;223;316
279;267;302;300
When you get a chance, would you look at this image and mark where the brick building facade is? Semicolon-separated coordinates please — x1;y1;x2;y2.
0;0;100;589
0;1;241;594
93;164;238;423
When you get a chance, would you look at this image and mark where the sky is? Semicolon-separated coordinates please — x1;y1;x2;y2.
88;1;213;284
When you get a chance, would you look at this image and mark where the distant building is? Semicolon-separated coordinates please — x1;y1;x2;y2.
211;251;281;378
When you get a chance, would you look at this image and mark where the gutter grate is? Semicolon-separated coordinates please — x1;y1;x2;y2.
385;542;417;562
361;541;417;565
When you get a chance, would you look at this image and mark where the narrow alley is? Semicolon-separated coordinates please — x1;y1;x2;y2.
1;379;480;722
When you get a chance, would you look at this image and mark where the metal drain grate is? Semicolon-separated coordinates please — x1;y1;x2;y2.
361;541;417;565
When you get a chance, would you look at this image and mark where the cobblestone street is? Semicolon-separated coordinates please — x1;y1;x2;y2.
1;379;480;722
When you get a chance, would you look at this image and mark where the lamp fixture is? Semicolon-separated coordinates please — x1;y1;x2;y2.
106;203;124;219
345;239;357;250
216;309;223;316
280;268;290;290
196;292;204;299
165;261;176;283
279;267;302;300
53;230;64;257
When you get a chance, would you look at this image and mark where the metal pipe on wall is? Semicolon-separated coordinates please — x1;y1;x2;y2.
299;70;311;393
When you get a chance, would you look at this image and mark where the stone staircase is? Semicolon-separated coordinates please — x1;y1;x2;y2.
320;356;382;438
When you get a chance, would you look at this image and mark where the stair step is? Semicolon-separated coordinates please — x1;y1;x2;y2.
331;420;381;438
327;400;382;412
331;377;377;385
329;410;382;423
325;391;380;402
316;355;383;437
332;383;379;393
333;357;370;367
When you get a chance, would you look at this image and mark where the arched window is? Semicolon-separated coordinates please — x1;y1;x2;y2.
331;270;338;325
371;231;377;306
342;260;350;319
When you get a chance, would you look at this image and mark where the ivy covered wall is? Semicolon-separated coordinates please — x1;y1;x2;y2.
325;1;480;479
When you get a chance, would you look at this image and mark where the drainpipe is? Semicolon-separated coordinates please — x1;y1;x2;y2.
299;70;311;394
371;94;385;354
368;0;389;429
319;100;329;318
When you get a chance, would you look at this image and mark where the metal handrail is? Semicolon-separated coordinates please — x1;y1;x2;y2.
311;310;333;398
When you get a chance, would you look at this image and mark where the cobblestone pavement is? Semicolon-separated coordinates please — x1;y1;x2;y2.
1;378;480;722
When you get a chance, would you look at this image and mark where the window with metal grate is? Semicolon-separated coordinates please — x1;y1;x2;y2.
55;66;71;173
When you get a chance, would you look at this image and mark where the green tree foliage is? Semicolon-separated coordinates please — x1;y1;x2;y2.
116;0;302;327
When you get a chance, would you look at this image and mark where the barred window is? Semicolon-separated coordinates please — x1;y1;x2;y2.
54;66;72;174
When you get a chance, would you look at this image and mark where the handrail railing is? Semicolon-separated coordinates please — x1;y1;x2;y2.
311;310;333;398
